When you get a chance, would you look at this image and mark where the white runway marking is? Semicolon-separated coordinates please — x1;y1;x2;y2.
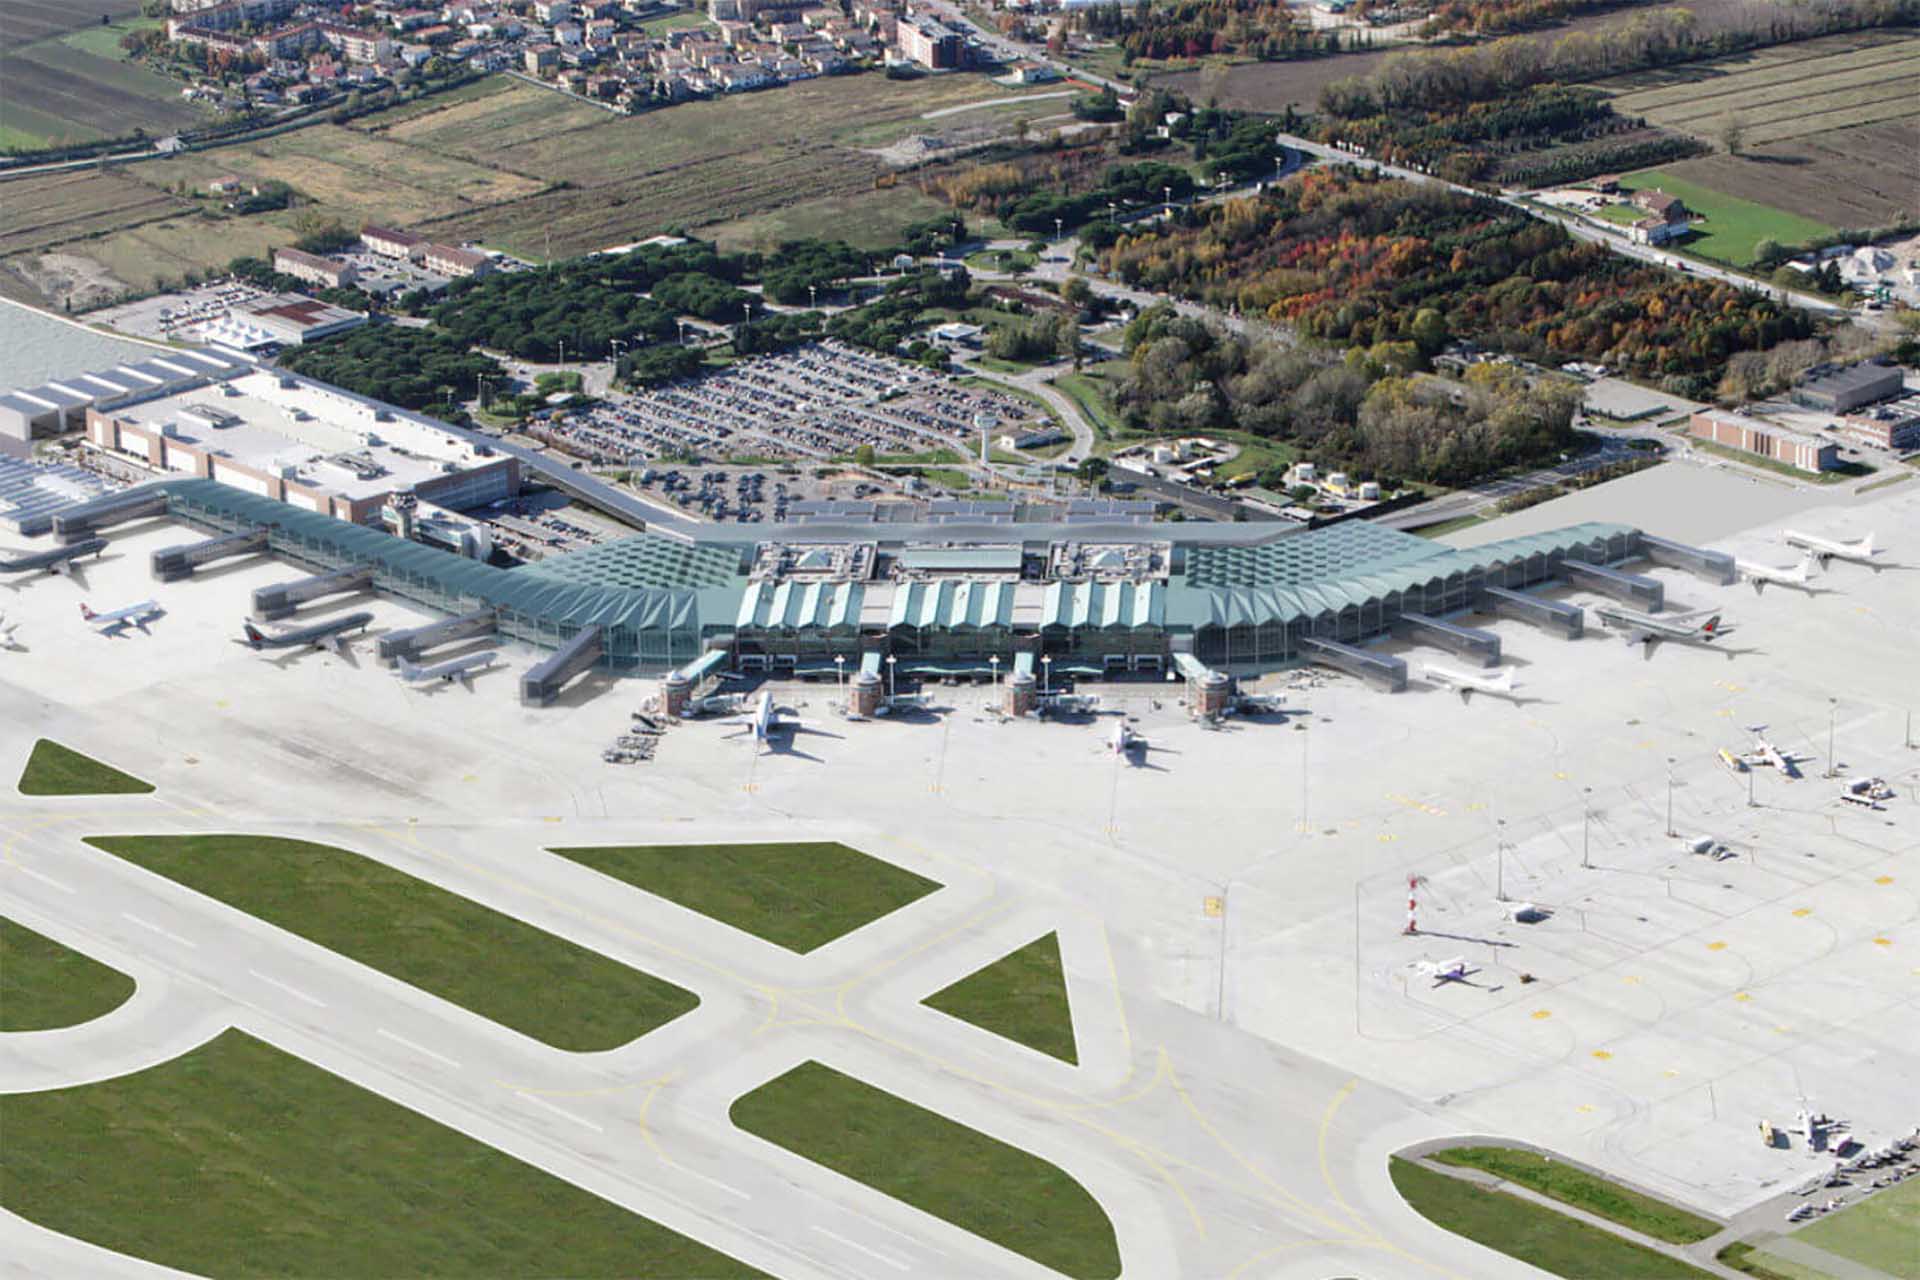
14;865;75;894
517;1091;605;1133
811;1226;911;1271
375;1027;460;1068
248;969;326;1008
679;1167;752;1201
121;912;194;948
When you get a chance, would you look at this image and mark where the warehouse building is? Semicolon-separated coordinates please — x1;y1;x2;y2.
0;349;251;453
1793;361;1904;414
1688;409;1837;474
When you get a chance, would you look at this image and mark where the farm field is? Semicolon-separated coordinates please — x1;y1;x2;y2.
1619;169;1836;265
1;12;206;151
1149;49;1395;113
408;73;1044;257
1;0;142;53
1595;30;1920;226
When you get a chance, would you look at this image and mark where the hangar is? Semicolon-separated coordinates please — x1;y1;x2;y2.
87;477;1652;680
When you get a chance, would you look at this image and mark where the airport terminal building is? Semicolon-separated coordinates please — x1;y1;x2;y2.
72;477;1660;684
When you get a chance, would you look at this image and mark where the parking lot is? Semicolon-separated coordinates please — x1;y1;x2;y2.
93;281;277;343
331;248;454;299
531;340;1046;470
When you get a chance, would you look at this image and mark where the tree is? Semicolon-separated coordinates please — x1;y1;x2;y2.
1075;456;1110;488
1721;114;1745;156
1752;237;1784;266
853;443;876;466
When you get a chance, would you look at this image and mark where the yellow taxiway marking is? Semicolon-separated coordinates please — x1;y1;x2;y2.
1591;1050;1612;1060
1792;907;1812;917
1575;1103;1596;1113
1621;975;1642;985
1531;1009;1552;1020
1553;771;1569;780
1875;875;1895;885
1377;833;1396;843
1706;940;1728;951
1873;937;1893;947
1663;1069;1680;1078
1734;992;1752;1003
1203;896;1224;918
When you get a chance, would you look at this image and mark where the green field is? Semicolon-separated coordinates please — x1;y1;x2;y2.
924;932;1078;1064
547;841;939;954
1790;1176;1920;1278
0;917;136;1031
1390;1157;1718;1280
731;1060;1121;1278
1618;171;1835;266
0;1030;764;1279
83;835;698;1050
1429;1147;1719;1244
17;739;153;796
1051;370;1129;441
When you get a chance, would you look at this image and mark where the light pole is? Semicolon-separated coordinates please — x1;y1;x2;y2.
678;320;689;346
1665;756;1677;838
1495;818;1508;901
808;284;817;310
989;653;1000;695
557;337;565;367
1163;184;1172;218
1041;654;1052;697
1825;697;1838;778
834;653;845;709
1054;216;1063;244
886;653;896;703
1581;786;1592;870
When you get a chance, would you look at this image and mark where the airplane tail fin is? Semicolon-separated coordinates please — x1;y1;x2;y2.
1797;552;1817;581
1701;614;1722;637
242;621;265;649
1491;668;1515;693
79;604;95;620
1860;532;1876;557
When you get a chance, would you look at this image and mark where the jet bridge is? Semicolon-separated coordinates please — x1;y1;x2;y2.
1480;585;1583;639
51;489;169;543
150;527;268;582
376;608;499;664
1636;533;1736;586
1560;559;1664;611
520;624;603;706
1398;612;1500;666
1299;636;1407;692
251;566;374;620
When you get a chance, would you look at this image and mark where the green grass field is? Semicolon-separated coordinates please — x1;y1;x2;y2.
1791;1176;1920;1278
0;1029;764;1279
1429;1147;1719;1244
1051;370;1128;441
547;841;939;954
1718;1241;1803;1280
924;932;1078;1064
732;1060;1120;1278
1390;1158;1718;1279
83;835;698;1050
0;917;136;1031
17;739;153;796
1618;171;1835;266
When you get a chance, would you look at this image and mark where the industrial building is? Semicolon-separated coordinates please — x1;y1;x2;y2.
1793;361;1904;414
0;349;253;454
1688;409;1837;474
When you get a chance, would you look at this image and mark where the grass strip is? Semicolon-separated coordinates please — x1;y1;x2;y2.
0;1030;764;1279
549;841;938;954
732;1060;1120;1278
1429;1146;1719;1244
0;917;136;1031
18;739;153;796
1391;1157;1718;1279
924;932;1078;1064
84;835;697;1051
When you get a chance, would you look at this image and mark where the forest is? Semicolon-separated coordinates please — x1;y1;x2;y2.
278;325;501;412
1099;170;1818;392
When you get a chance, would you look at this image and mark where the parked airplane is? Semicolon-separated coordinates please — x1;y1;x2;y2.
80;600;162;635
1421;663;1518;703
1784;530;1880;570
722;689;805;750
1592;604;1725;656
1419;957;1476;987
396;651;496;687
0;537;107;578
1740;725;1807;778
1736;553;1818;595
239;612;373;654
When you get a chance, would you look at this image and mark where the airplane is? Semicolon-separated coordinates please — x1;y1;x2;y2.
80;600;162;635
1421;663;1519;704
1739;725;1808;778
0;537;107;579
1717;747;1748;773
1592;604;1725;657
1419;956;1476;987
721;689;808;751
239;612;374;655
396;651;497;687
1784;530;1880;571
1736;553;1818;595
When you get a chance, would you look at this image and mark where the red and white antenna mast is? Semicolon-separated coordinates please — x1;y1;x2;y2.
1403;874;1424;936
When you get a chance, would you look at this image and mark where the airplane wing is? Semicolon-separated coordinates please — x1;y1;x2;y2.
1455;686;1473;704
323;632;347;654
51;559;73;579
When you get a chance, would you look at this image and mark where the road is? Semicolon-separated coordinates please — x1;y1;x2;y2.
1372;436;1648;531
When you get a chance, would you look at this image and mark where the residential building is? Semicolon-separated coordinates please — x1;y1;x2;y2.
273;248;359;290
421;244;494;278
1793;360;1905;413
1631;189;1689;222
533;0;573;20
165;0;295;35
525;41;560;71
362;224;426;260
896;12;961;67
1628;216;1687;247
1689;409;1836;473
318;22;396;62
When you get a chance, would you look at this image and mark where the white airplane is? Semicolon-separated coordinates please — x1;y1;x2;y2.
1784;530;1879;571
1740;725;1807;778
80;600;162;635
1419;956;1475;987
1421;663;1518;703
1736;553;1818;595
1592;604;1725;656
721;689;806;751
1108;719;1143;756
396;651;497;687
